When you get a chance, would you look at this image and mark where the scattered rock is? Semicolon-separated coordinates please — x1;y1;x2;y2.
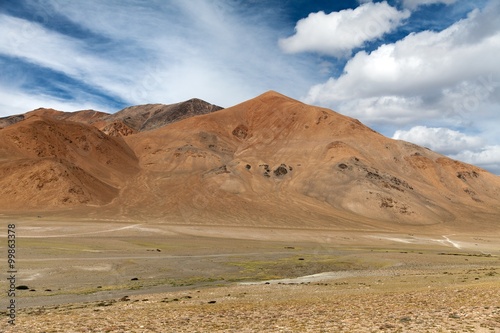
457;171;479;181
119;296;130;302
259;164;271;177
366;171;382;180
232;124;249;139
273;164;289;177
208;165;230;175
380;323;396;329
96;300;115;307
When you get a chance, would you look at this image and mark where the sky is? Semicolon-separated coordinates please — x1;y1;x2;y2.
0;0;499;174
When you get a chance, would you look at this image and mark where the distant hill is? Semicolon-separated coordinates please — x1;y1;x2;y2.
0;98;223;135
98;98;223;133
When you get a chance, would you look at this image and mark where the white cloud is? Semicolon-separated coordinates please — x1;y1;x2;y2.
45;0;317;107
304;2;500;126
303;1;500;174
279;2;410;58
451;146;500;174
0;13;145;104
0;0;317;113
402;0;458;10
0;83;113;116
393;126;484;154
392;126;500;174
0;14;77;75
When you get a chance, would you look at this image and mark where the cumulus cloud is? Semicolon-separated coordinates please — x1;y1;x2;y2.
451;146;500;174
402;0;458;10
392;126;500;174
304;2;500;127
302;1;500;173
392;126;484;154
279;2;410;58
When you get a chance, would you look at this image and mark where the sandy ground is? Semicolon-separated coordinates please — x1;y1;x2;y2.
1;218;499;332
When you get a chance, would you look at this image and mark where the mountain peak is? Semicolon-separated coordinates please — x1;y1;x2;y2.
1;91;499;233
256;90;301;103
105;98;223;133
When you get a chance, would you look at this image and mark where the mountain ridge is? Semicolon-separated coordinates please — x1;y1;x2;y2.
0;98;223;134
1;91;499;234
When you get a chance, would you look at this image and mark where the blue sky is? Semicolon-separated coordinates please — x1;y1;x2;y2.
0;0;499;174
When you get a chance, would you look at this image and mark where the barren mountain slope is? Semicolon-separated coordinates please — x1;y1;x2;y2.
0;114;25;129
0;115;138;210
1;91;499;233
94;98;223;134
0;98;221;135
27;108;110;124
0;158;119;208
119;91;500;231
0;108;109;129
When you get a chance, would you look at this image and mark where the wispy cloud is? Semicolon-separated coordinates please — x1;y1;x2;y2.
0;0;318;116
0;11;140;113
0;83;113;115
401;0;457;10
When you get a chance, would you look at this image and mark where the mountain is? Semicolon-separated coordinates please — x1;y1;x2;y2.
0;108;109;129
98;98;223;133
93;99;222;137
0;98;223;135
0;114;138;209
1;91;499;233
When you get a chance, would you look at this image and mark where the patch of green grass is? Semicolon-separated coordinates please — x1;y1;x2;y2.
15;239;92;254
226;254;384;281
167;276;221;287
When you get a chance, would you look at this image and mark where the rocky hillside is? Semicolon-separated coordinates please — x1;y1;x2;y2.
1;91;499;233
